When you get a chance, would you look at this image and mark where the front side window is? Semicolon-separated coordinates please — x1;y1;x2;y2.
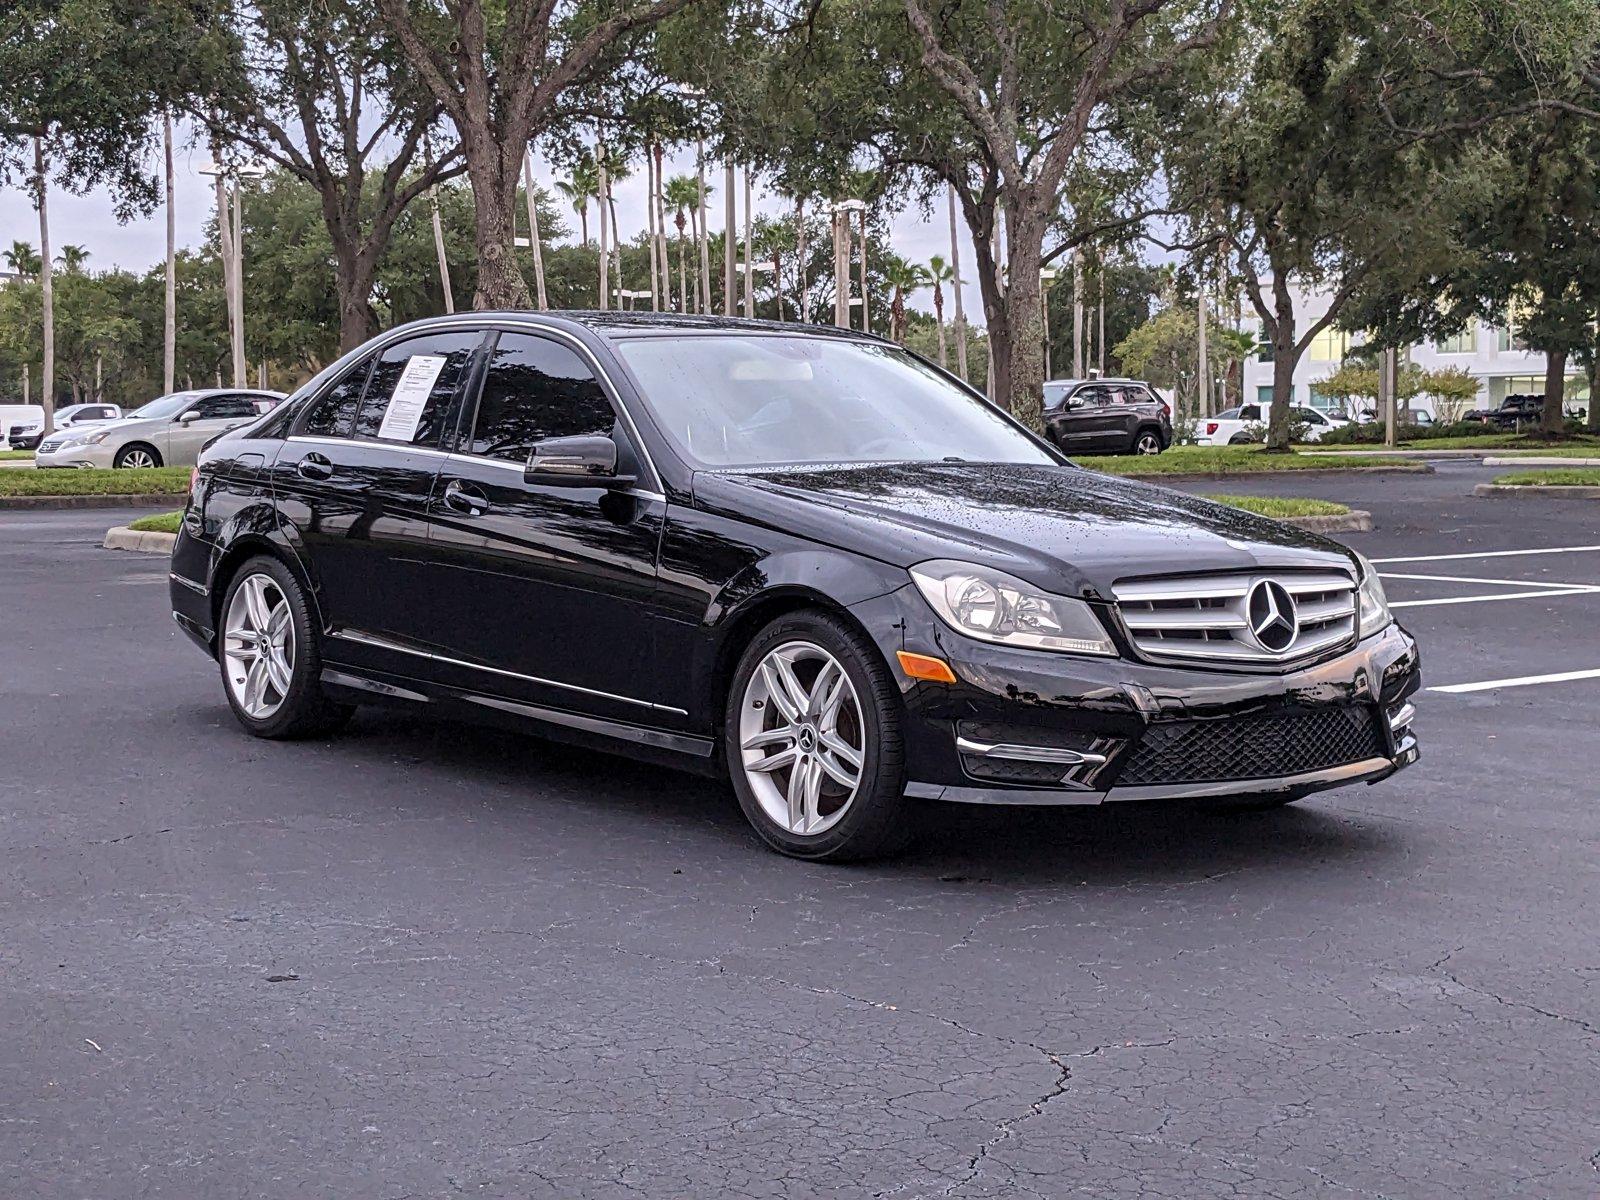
616;335;1056;469
299;361;374;438
467;332;615;463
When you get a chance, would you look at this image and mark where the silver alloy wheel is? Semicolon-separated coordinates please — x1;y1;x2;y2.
739;640;866;837
223;573;295;720
120;448;157;469
1136;432;1162;454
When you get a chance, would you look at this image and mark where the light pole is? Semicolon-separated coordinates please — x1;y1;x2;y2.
1039;267;1059;380
947;186;969;381
521;149;547;309
199;159;265;387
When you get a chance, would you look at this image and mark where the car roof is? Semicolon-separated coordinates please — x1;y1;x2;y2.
1044;377;1145;388
407;310;884;344
173;388;286;398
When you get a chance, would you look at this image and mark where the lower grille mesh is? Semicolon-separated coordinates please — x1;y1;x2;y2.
1117;707;1384;786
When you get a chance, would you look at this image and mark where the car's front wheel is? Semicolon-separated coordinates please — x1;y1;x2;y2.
725;611;911;861
218;555;353;739
114;443;162;469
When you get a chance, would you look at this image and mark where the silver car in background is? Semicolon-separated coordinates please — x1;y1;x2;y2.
35;389;284;469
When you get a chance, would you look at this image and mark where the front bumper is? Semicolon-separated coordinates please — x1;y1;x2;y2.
35;441;115;468
847;585;1422;807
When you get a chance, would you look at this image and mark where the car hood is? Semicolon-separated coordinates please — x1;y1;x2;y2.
692;462;1358;600
57;416;155;442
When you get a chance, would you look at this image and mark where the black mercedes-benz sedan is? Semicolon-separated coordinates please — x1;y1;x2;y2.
168;313;1420;861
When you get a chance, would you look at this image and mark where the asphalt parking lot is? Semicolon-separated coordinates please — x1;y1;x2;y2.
4;459;1598;1199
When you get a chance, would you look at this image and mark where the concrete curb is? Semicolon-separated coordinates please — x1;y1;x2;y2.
1473;484;1600;499
1276;510;1374;534
103;526;179;553
0;492;186;510
1481;456;1600;467
1302;448;1499;459
1123;464;1434;483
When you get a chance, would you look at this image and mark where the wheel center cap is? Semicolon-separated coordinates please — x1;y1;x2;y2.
797;726;818;753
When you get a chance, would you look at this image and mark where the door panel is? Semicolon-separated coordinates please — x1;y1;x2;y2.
424;331;669;720
271;331;485;672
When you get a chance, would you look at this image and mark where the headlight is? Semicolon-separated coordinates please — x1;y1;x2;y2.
909;559;1116;655
1355;552;1393;635
80;430;112;445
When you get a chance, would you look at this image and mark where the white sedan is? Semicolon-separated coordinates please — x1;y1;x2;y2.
1195;404;1349;445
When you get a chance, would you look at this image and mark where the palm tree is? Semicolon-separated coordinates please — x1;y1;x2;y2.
55;244;89;272
927;254;955;368
556;156;600;245
4;240;40;279
882;256;931;343
664;174;702;313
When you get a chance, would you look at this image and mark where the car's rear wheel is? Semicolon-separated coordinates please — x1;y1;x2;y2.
725;611;911;861
1133;429;1163;455
1228;432;1254;445
218;555;353;739
114;443;162;469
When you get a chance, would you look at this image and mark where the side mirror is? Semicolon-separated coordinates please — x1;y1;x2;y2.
178;410;201;425
524;434;635;488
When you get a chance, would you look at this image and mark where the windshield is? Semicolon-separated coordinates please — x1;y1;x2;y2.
617;335;1057;469
127;391;202;420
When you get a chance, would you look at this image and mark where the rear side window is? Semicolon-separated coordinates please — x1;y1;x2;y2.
299;361;374;438
352;331;483;445
196;394;261;419
466;332;616;464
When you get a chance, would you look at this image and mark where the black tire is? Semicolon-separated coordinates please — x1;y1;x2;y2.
113;442;163;469
1228;432;1254;446
1132;428;1164;455
724;610;912;862
217;555;354;739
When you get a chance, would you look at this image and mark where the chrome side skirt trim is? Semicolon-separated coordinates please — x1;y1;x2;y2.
328;628;689;716
169;571;209;596
463;693;714;758
954;736;1107;766
321;668;430;704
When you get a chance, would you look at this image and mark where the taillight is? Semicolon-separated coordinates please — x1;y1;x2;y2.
188;467;199;493
1161;401;1171;417
1205;422;1219;435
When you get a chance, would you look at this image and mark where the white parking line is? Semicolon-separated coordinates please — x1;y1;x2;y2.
1430;667;1600;694
1372;545;1600;565
1380;571;1600;590
1391;587;1600;609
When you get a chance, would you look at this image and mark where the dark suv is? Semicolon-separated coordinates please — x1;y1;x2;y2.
1041;378;1172;455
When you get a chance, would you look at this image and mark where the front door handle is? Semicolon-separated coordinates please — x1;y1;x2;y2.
442;480;490;516
296;452;333;480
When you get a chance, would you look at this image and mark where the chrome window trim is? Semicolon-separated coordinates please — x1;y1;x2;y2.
278;315;666;495
329;628;687;716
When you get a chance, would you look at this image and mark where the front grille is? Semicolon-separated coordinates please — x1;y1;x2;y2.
38;437;66;453
1114;570;1357;667
1116;706;1384;787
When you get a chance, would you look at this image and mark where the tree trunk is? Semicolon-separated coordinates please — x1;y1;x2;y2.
1542;345;1568;435
933;284;947;368
999;213;1045;430
1587;350;1599;434
1267;325;1297;451
723;161;736;316
335;249;381;353
947;187;969;382
34;137;54;436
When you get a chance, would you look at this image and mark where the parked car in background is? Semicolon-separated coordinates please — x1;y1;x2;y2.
1464;394;1544;429
168;314;1419;862
1;403;45;450
1040;378;1172;455
34;389;285;469
1196;404;1349;446
53;403;123;430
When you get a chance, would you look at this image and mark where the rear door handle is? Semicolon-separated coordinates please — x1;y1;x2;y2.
442;480;490;516
296;452;333;481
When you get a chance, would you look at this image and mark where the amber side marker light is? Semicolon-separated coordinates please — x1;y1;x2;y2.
896;651;957;684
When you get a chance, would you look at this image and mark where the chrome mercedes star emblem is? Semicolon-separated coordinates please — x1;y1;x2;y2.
1247;580;1298;652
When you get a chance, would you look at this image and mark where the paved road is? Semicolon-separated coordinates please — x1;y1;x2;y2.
4;473;1598;1199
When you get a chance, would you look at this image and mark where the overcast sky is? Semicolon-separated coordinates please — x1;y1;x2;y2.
0;123;992;324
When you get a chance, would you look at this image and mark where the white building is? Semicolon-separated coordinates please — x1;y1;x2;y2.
1238;278;1588;418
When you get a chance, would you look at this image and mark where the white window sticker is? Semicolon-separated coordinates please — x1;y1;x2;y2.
376;354;449;442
